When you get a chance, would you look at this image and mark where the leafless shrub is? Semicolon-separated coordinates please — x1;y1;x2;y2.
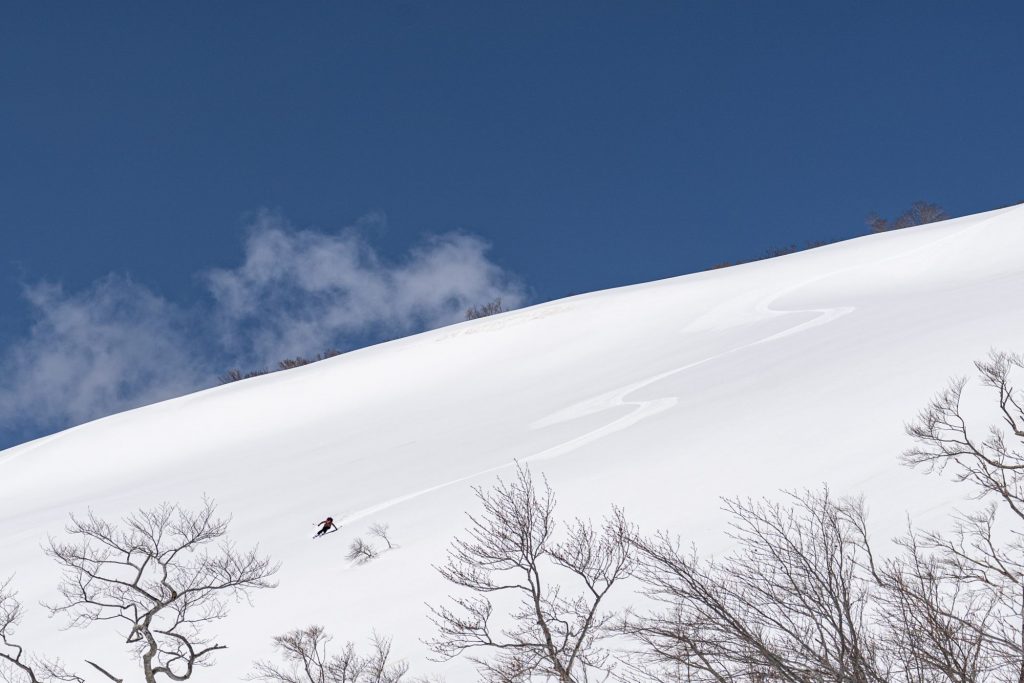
44;498;278;683
710;239;834;272
218;367;271;384
762;239;833;261
369;523;394;550
465;298;506;320
867;201;949;233
221;349;341;382
346;538;379;565
867;213;890;234
427;463;634;683
249;627;413;683
763;243;800;259
219;368;244;384
278;349;341;371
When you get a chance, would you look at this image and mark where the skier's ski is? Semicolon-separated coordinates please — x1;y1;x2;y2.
312;529;339;539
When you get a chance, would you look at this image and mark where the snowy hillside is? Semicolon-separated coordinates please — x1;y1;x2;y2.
2;204;1024;681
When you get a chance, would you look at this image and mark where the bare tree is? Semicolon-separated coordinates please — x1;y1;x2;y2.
867;202;949;233
427;463;634;683
44;499;278;683
219;367;271;384
279;349;342;371
865;522;998;683
867;213;890;234
763;244;800;259
897;202;949;229
219;368;246;383
465;299;506;321
904;351;1024;520
709;239;833;272
369;524;395;550
628;488;886;683
625;486;1014;683
347;539;379;565
222;349;341;383
0;578;81;683
901;349;1024;682
249;627;412;683
624;353;1024;683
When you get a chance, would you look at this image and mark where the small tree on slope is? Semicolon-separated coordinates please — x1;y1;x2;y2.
44;498;278;683
427;463;634;683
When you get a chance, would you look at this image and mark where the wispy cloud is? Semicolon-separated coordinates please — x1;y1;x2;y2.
0;214;525;446
0;276;207;435
205;213;525;364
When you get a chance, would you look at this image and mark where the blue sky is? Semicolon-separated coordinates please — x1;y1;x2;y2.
1;2;1022;448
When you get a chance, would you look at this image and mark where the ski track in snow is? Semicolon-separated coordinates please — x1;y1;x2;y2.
339;302;825;530
339;216;991;529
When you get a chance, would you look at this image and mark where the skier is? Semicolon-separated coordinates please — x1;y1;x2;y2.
313;516;339;538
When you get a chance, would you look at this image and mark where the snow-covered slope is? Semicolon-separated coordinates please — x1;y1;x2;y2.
3;205;1024;680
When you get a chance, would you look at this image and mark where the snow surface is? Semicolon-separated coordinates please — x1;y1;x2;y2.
2;204;1024;681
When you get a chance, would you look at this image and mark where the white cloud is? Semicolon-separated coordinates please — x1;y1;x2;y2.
0;276;207;434
205;213;525;364
0;213;525;442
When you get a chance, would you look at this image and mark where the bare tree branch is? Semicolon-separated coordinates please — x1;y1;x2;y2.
248;626;413;683
368;524;395;551
44;498;278;683
628;488;885;683
0;576;83;683
346;539;379;565
427;462;633;683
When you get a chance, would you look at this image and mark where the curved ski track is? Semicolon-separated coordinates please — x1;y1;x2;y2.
339;217;989;529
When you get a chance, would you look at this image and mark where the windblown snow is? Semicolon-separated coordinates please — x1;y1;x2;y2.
2;205;1023;680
